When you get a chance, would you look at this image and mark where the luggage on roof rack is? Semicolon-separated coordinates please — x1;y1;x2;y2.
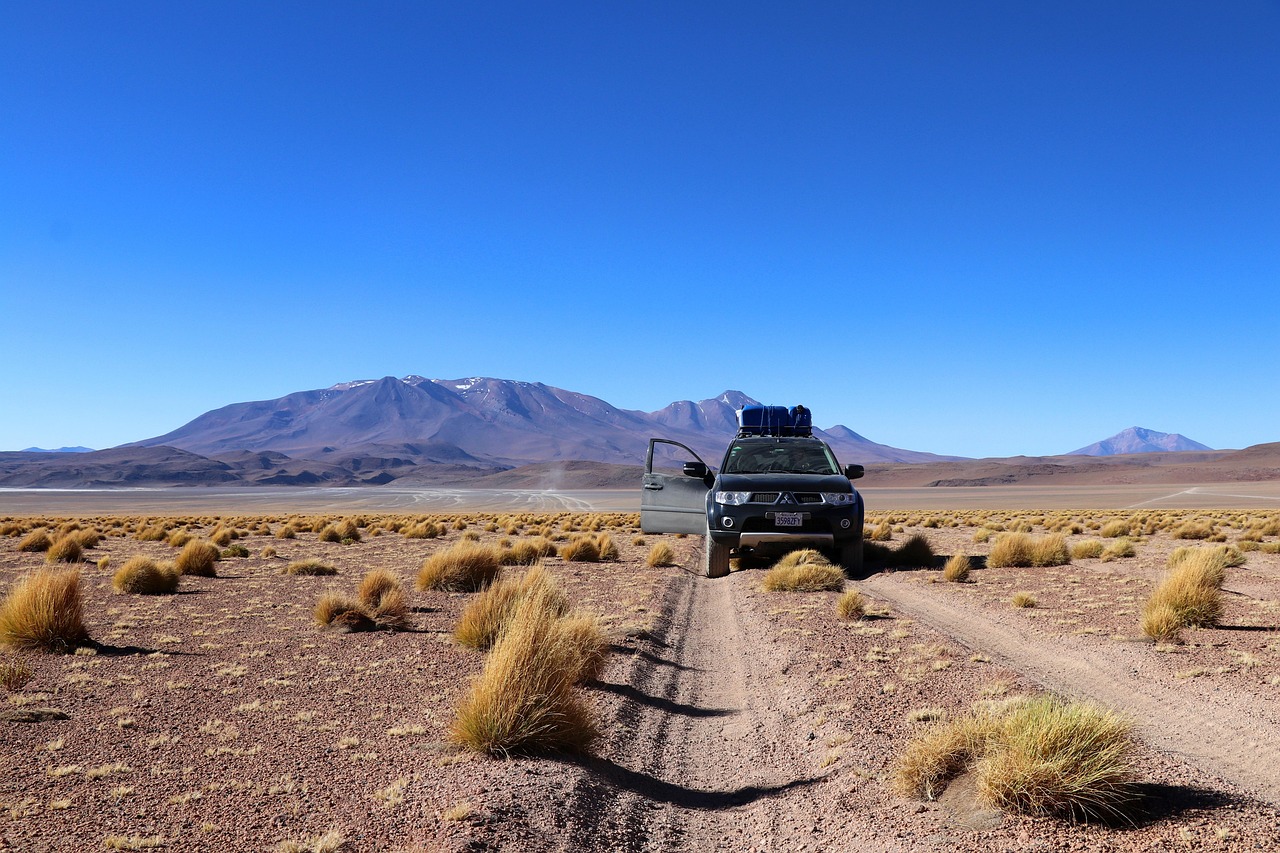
737;404;813;437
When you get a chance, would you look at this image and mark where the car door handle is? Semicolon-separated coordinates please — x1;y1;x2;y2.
643;483;663;490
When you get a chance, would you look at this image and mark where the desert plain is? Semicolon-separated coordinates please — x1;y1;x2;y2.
3;491;1280;851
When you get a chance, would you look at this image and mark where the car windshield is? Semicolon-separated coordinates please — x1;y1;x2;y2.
722;442;839;475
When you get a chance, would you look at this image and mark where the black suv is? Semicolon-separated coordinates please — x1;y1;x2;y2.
641;421;864;578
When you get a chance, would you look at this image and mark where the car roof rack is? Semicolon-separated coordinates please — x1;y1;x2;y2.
736;404;813;438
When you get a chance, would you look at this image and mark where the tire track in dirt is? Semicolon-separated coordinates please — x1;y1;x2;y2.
562;569;857;852
862;573;1280;806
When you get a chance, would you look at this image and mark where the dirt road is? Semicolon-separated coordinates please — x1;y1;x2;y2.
563;569;897;853
862;572;1280;807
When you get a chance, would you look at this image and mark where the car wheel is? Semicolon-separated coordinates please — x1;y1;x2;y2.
838;538;864;576
704;531;731;578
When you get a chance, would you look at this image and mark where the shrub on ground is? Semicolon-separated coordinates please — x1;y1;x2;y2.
987;533;1069;568
0;569;90;653
455;566;568;651
892;695;1135;821
1141;547;1228;641
283;559;338;576
112;557;179;595
417;543;503;592
646;542;676;567
1011;592;1037;608
17;529;52;553
942;554;971;582
560;537;600;563
450;597;599;756
45;536;83;565
836;589;866;620
762;550;845;592
175;540;219;577
1070;540;1104;560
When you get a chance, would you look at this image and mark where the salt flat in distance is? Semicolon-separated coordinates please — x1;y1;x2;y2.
4;481;1280;516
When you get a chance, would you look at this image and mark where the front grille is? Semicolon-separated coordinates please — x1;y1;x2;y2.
748;492;780;503
795;493;823;504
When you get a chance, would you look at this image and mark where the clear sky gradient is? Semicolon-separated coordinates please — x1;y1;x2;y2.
3;1;1278;458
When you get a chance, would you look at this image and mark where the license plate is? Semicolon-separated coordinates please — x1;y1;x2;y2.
774;512;803;527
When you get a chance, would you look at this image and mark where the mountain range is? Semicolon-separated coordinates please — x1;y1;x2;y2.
0;376;951;488
2;376;1260;490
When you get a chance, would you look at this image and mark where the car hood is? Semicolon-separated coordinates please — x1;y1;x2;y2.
715;473;853;493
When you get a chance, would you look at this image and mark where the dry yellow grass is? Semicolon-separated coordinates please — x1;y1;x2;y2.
762;550;845;592
455;566;568;651
836;589;866;620
45;536;83;564
645;542;676;567
1141;547;1227;640
417;542;502;591
1011;591;1037;608
887;534;936;568
942;554;971;582
987;533;1069;568
16;529;52;553
893;695;1135;821
560;537;600;563
0;569;90;653
112;557;179;595
450;596;599;756
283;558;338;576
356;568;399;606
174;540;219;577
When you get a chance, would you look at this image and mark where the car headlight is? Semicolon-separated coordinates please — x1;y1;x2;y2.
821;492;855;506
715;491;750;506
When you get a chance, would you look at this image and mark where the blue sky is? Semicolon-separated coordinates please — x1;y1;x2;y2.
3;1;1278;459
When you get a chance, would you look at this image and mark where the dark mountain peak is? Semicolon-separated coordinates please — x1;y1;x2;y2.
1068;427;1212;456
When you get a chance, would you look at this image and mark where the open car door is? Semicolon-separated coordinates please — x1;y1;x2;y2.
641;439;712;535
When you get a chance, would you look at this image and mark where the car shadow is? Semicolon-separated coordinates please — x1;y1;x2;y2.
588;680;734;718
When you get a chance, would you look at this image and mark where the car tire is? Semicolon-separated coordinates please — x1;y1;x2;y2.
704;531;731;578
838;538;864;576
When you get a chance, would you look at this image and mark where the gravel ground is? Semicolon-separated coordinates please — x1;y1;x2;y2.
2;508;1280;852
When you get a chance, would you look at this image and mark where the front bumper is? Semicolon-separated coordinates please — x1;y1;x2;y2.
707;502;861;551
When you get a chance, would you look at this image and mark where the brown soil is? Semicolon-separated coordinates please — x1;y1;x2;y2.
3;509;1280;851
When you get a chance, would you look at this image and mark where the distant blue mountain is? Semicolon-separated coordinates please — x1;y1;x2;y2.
20;446;94;453
1067;427;1210;456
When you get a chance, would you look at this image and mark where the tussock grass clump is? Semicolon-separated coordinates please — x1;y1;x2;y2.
942;554;971;583
1070;540;1104;560
17;529;52;553
134;524;168;542
275;524;298;540
417;542;503;592
836;589;866;620
762;550;845;592
317;524;343;543
112;557;179;595
1173;520;1214;540
1011;591;1037;608
166;530;193;548
893;695;1135;821
888;534;936;568
594;533;619;561
357;568;400;607
1101;538;1136;561
501;537;558;566
175;540;219;577
987;533;1069;568
45;536;83;564
560;537;600;563
867;520;894;542
283;559;338;576
455;566;568;651
358;569;409;629
450;597;600;756
0;569;90;653
403;521;442;539
646;542;676;567
1;654;35;690
1141;547;1227;640
1099;520;1130;538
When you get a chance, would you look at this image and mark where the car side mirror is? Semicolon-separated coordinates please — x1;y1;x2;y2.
844;464;864;480
683;461;709;479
